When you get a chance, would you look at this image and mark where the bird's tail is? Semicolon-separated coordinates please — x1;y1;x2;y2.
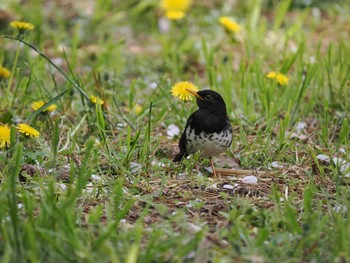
173;151;185;162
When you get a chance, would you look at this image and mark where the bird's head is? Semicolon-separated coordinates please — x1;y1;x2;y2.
186;89;227;114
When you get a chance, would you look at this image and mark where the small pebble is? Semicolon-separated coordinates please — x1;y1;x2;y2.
223;184;234;190
316;154;330;163
242;175;258;185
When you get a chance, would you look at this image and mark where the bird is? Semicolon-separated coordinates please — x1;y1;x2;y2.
173;89;233;178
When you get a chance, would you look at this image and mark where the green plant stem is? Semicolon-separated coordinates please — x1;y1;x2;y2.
6;42;21;104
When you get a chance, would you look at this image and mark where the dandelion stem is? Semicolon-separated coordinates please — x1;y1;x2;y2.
3;35;89;100
3;35;117;128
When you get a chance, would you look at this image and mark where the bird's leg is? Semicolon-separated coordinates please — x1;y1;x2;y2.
209;157;217;178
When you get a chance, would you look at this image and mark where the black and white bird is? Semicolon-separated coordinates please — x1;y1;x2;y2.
173;89;233;177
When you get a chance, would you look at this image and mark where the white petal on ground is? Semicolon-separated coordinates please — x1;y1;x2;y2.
338;148;346;154
91;174;102;182
58;183;67;191
316;154;331;164
332;157;347;166
223;184;234;190
185;251;196;260
286;132;308;142
296;122;307;133
204;166;213;173
116;122;127;128
188;223;204;233
309;56;316;64
50;57;65;67
288;132;299;139
345;171;350;178
151;160;167;167
333;205;349;213
268;161;284;169
149;81;158;90
158;17;170;33
332;157;350;177
242;175;258;184
167;124;180;138
298;134;308;142
209;183;218;189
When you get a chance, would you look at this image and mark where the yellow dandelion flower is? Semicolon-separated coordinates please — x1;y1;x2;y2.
10;21;35;32
125;104;142;115
171;81;199;101
133;104;142;115
46;104;57;112
161;0;192;12
266;71;289;86
219;17;240;33
0;124;11;149
31;101;45;111
31;101;57;112
17;124;40;138
161;0;192;20
165;11;186;20
0;66;11;79
90;95;104;105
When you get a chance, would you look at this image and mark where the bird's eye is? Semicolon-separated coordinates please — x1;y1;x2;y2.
205;95;212;100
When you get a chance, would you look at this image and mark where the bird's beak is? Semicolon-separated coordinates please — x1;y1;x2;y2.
186;89;204;100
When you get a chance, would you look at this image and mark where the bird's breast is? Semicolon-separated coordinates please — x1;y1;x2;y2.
185;126;232;157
